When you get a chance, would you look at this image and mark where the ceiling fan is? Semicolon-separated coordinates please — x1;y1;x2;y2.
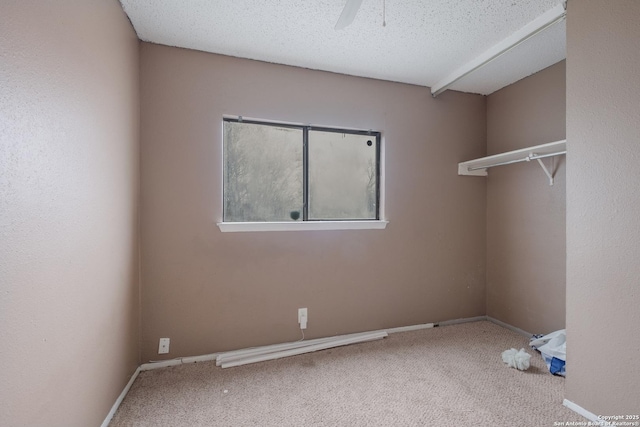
334;0;365;30
335;0;387;30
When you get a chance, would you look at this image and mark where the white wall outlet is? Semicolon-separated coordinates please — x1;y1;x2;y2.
298;308;308;330
158;338;170;354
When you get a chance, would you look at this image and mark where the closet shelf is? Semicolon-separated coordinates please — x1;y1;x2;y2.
458;139;566;185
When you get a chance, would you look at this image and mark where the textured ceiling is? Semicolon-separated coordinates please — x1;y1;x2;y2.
119;0;566;95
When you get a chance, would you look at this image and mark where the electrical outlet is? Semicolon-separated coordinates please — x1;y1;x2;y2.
158;338;170;354
298;308;308;330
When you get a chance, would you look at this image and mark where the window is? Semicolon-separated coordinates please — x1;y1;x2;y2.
221;118;385;231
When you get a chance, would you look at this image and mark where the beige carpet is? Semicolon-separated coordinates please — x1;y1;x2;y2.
110;321;585;426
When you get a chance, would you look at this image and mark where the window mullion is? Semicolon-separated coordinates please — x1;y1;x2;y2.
303;126;309;221
376;134;381;221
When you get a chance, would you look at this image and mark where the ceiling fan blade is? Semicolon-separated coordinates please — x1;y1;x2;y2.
334;0;364;30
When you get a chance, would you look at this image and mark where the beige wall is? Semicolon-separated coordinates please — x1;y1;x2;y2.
566;0;640;414
0;1;140;426
140;43;487;361
486;61;566;334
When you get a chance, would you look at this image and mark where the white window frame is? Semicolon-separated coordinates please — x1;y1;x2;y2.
217;117;387;232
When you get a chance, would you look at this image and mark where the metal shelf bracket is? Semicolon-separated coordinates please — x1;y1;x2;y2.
535;156;555;186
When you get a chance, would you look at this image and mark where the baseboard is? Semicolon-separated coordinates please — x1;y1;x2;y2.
437;315;487;327
142;317;485;370
385;322;435;333
358;315;485;335
100;366;140;427
563;399;599;423
487;316;533;338
217;330;388;368
140;353;219;371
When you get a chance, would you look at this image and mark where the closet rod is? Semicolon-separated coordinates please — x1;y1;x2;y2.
467;150;566;172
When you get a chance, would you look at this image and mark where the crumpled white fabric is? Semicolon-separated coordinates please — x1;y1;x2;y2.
501;348;532;371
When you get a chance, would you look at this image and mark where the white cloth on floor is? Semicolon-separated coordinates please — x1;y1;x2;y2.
501;348;531;371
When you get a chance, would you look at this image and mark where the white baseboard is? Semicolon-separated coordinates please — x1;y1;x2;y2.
140;353;219;371
563;399;599;423
487;316;533;338
437;315;487;327
137;324;435;372
217;331;388;368
101;366;140;427
141;317;486;371
384;315;487;333
385;322;435;333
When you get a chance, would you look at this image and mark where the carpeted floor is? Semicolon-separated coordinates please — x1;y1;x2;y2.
110;321;585;426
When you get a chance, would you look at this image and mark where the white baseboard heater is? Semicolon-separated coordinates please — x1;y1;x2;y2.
216;330;388;368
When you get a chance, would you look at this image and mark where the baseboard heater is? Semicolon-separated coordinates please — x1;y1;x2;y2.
215;330;388;368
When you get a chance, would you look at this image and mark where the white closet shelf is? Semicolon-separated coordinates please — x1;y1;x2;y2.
458;139;566;185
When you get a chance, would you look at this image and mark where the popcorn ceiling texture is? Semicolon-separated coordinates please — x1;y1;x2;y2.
119;0;565;95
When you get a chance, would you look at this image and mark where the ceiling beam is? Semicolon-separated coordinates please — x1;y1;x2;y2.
430;3;566;97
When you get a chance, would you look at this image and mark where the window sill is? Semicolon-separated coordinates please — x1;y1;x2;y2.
217;220;389;233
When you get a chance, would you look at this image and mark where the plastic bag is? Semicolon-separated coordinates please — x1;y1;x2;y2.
529;329;566;376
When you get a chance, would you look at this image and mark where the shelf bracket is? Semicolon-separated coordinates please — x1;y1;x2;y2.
534;155;555;186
